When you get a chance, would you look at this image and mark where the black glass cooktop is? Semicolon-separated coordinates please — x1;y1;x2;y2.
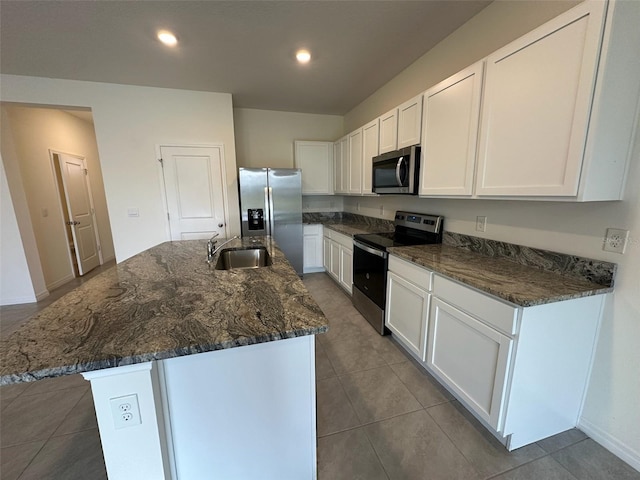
354;231;439;250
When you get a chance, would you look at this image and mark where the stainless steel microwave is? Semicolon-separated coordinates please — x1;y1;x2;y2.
372;145;420;194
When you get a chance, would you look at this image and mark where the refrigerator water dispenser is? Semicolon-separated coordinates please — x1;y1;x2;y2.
248;209;264;230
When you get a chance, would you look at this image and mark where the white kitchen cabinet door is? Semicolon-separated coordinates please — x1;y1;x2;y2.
340;136;350;195
323;235;331;273
348;129;363;195
333;137;349;195
427;297;513;431
329;241;340;281
339;246;353;294
294;141;333;195
397;94;423;149
475;1;606;197
420;61;483;196
385;271;430;361
379;108;398;154
303;224;324;273
362;119;379;195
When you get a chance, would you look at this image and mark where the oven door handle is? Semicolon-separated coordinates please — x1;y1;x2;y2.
354;240;388;259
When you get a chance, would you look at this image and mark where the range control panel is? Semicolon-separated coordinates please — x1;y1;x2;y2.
394;211;443;233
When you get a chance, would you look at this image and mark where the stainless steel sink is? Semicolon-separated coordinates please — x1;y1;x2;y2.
214;247;272;270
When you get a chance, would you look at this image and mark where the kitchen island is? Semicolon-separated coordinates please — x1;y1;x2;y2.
0;237;328;479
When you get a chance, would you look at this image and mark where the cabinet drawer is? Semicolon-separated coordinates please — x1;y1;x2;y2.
331;231;353;250
388;255;433;292
433;275;518;336
303;224;322;236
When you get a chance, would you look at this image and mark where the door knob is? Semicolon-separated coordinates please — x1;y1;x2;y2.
218;223;224;228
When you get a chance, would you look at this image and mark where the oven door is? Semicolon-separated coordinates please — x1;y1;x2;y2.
353;241;388;309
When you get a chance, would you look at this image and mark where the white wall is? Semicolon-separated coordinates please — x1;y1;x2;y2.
0;75;239;262
1;106;115;289
341;0;640;469
233;108;343;168
0;155;40;304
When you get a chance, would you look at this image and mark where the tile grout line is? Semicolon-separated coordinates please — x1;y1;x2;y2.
5;384;90;479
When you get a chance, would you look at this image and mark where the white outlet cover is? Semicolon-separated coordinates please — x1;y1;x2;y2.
110;394;142;429
603;228;629;254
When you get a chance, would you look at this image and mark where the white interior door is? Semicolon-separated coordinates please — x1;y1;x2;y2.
160;145;228;240
57;153;101;275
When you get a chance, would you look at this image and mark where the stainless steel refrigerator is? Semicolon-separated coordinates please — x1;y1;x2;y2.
238;168;303;275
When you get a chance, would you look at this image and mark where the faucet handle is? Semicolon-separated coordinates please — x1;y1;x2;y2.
210;232;220;241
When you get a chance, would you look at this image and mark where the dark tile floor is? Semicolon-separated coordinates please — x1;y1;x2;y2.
0;270;638;479
304;273;639;480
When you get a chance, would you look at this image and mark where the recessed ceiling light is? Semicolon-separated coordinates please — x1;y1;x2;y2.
296;49;311;64
157;30;178;47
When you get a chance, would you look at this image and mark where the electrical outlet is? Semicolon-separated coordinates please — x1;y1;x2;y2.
476;216;487;232
356;202;361;212
110;394;141;429
603;228;629;254
380;205;384;215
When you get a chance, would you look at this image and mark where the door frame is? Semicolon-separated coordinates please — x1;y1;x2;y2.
155;143;231;241
49;149;104;276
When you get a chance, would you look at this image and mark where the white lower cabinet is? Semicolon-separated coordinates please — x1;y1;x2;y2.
329;241;340;281
385;271;430;361
339;247;353;293
303;224;324;273
386;254;604;450
322;236;331;273
427;297;512;431
323;229;353;294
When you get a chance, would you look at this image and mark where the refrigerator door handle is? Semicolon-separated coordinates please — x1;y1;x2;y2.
267;186;275;237
263;186;271;236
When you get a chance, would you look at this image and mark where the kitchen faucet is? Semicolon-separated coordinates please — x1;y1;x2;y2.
207;234;240;265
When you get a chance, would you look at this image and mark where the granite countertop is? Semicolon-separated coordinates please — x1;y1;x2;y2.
0;237;328;385
322;222;383;237
388;244;613;307
303;212;394;238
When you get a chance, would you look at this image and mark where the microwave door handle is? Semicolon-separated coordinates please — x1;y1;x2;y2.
395;157;404;186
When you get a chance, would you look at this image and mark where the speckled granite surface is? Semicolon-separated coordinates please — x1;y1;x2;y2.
0;237;328;385
388;244;613;307
303;212;393;237
444;232;616;287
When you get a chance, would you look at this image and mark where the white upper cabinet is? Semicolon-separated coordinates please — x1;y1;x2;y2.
340;136;350;194
362;119;379;195
475;0;639;200
294;141;333;195
397;94;423;148
348;128;363;195
420;61;484;197
333;136;349;194
378;108;398;154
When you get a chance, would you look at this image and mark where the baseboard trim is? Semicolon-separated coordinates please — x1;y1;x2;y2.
35;289;50;301
46;273;75;291
303;267;325;274
578;417;640;472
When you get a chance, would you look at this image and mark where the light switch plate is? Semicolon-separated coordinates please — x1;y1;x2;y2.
476;216;487;232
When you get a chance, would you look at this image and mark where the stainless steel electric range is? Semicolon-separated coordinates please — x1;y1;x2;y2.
352;211;444;335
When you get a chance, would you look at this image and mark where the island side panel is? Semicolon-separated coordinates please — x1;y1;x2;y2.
160;335;317;479
82;362;172;480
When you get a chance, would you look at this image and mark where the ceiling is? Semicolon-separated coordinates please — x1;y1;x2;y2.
0;0;491;115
